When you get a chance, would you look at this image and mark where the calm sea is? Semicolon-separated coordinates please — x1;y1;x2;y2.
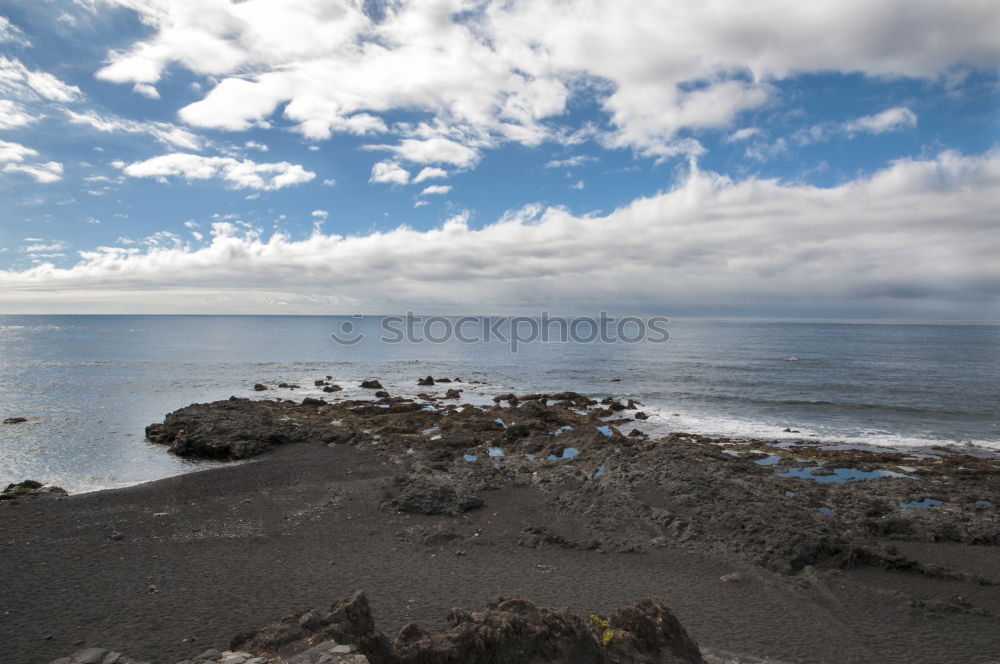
1;315;997;493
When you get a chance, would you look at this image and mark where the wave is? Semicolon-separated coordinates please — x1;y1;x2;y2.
661;391;989;418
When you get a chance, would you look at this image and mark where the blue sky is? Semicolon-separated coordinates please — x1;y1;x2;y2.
0;1;998;317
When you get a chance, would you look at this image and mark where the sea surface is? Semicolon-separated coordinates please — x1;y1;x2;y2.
1;315;997;493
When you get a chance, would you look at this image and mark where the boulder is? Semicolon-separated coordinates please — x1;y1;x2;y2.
3;416;28;424
443;389;462;399
2;479;66;500
634;412;649;420
417;376;435;386
252;384;268;392
360;380;384;389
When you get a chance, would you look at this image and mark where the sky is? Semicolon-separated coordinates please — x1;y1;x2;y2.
0;0;998;318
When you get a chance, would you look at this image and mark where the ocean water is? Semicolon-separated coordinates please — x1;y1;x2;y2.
0;315;997;493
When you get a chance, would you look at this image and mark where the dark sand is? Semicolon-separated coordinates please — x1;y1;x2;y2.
3;440;999;664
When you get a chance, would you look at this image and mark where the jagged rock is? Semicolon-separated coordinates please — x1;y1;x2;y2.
3;416;28;424
416;376;434;386
229;594;703;664
232;591;377;656
144;398;346;459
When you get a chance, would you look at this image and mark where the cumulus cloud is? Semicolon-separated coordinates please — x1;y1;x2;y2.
725;128;763;143
89;0;998;166
0;140;64;183
0;99;35;129
419;184;452;195
132;82;160;99
369;160;410;185
412;167;449;183
2;149;997;317
369;138;479;168
845;107;918;135
311;209;329;219
120;153;315;190
0;55;81;102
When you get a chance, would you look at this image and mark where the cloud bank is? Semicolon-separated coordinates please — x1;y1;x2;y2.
88;0;1000;161
2;149;997;317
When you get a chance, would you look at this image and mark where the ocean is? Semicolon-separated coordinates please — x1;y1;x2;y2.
1;315;997;493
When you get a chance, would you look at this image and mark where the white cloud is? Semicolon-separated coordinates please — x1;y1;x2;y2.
725;127;762;143
369;138;479;168
322;178;336;186
419;185;452;196
369;160;410;185
0;140;37;163
65;110;202;150
0;140;63;182
0;99;35;129
0;16;30;46
569;180;584;190
846;107;918;135
21;241;69;255
797;107;919;145
1;149;997;317
133;83;160;99
0;55;81;102
3;161;64;183
86;1;1000;167
544;155;596;169
121;153;315;190
311;209;329;219
244;141;268;152
413;167;449;183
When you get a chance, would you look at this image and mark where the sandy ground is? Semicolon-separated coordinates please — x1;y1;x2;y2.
3;440;999;664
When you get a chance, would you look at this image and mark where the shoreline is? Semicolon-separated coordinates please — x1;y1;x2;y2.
3;379;999;663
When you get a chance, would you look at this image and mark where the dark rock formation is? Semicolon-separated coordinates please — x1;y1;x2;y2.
232;593;703;664
2;480;67;500
361;380;384;389
3;416;28;424
417;376;434;386
144;398;347;459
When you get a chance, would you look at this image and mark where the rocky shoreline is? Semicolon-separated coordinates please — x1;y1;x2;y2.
5;376;1000;664
144;380;1000;573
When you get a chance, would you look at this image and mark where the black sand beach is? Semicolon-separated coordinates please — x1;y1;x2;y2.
3;385;999;663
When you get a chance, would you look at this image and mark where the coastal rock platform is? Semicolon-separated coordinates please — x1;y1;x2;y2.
4;380;999;663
